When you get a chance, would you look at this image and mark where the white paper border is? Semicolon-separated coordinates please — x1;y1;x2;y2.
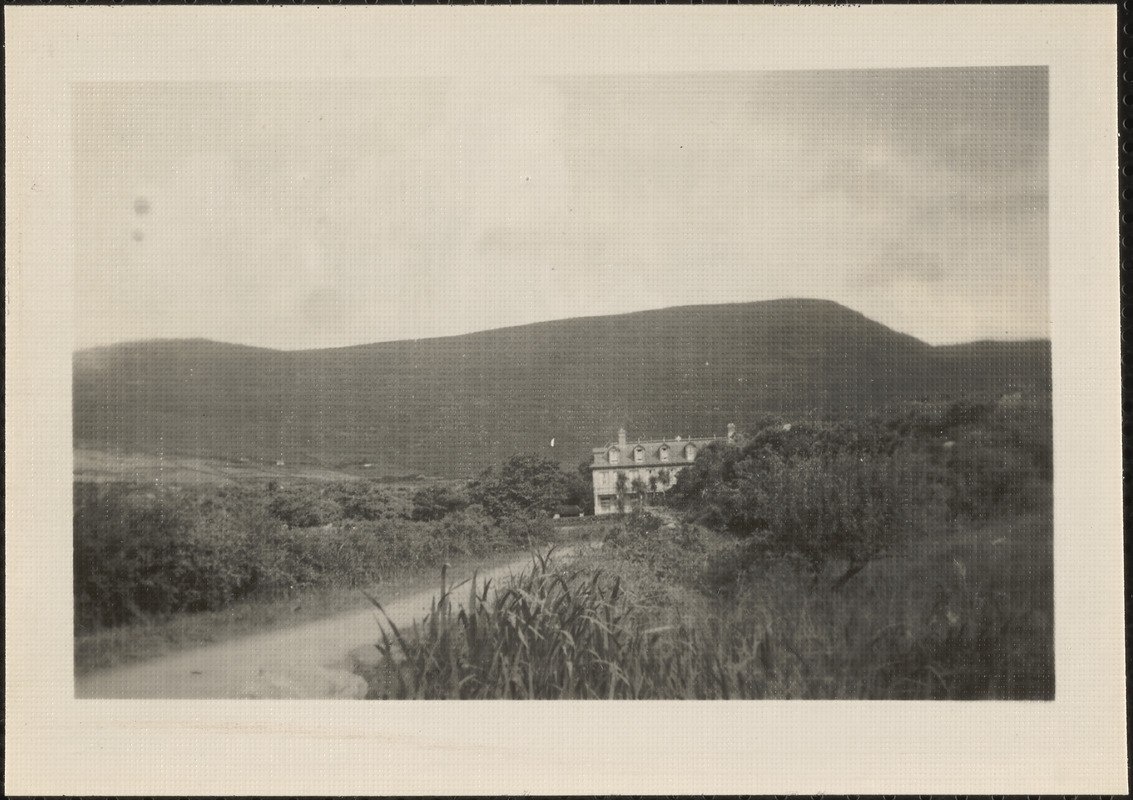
5;6;1124;795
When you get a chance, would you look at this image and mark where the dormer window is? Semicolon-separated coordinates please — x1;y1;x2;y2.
659;444;670;462
608;448;619;465
633;445;645;463
684;443;697;461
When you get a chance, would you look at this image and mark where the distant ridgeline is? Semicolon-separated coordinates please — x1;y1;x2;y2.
73;299;1051;479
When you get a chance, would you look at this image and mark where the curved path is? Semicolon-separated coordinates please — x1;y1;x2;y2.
75;546;580;699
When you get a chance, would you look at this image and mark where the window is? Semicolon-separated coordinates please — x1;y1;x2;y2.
633;446;645;463
685;443;697;461
659;444;670;462
608;448;619;464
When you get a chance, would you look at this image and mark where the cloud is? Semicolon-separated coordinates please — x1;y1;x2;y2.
855;247;946;289
73;71;1048;350
299;287;347;328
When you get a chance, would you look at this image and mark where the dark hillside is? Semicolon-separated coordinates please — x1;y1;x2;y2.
74;300;1051;477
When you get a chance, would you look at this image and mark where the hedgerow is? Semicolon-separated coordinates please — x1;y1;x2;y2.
73;482;551;633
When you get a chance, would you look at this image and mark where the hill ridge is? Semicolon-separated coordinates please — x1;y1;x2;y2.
74;299;1050;477
76;299;938;356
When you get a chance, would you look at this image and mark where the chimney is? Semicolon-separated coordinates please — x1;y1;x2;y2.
618;427;627;447
727;422;736;441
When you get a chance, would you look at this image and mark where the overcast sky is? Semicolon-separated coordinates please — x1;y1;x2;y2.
73;67;1047;351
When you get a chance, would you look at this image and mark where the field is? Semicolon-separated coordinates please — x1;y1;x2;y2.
73;447;433;485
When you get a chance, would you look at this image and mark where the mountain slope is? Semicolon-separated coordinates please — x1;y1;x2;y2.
73;299;1051;477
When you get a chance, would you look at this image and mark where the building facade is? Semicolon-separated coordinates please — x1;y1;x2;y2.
590;424;735;515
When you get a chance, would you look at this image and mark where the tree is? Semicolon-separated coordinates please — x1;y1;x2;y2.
570;461;596;515
667;441;772;533
656;469;672;503
571;457;598;514
757;453;910;589
469;455;577;519
630;476;649;511
614;471;628;514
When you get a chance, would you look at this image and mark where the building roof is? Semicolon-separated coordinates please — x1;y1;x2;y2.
590;435;721;468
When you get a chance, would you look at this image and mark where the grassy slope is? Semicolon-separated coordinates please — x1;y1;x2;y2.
73;299;1051;478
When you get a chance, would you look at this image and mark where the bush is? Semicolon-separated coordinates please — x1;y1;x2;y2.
74;481;555;634
754;453;912;588
469;455;578;520
426;507;503;557
74;484;197;629
267;485;341;527
409;485;469;521
701;539;760;595
265;481;403;526
329;482;398;521
942;425;1049;520
602;512;709;587
667;442;772;533
939;399;994;430
672;404;1050;544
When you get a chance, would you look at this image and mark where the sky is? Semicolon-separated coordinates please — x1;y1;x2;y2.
73;67;1048;350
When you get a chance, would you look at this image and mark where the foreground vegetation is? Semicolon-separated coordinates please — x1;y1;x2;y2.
73;546;552;676
73;452;592;675
359;397;1053;699
75;395;1052;697
73;475;566;636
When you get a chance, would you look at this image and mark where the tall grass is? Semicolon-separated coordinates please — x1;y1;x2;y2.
362;549;822;699
364;550;730;699
362;503;1052;700
709;509;1053;699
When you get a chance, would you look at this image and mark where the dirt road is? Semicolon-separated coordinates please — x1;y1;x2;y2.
75;547;575;699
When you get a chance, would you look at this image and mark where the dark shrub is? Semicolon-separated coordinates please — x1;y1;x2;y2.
944;434;1033;519
701;540;754;595
940;399;994;430
74;480;555;634
266;485;341;527
409;484;470;521
426;507;503;557
74;484;197;629
754;453;911;587
329;482;398;521
573;461;596;515
469;455;577;520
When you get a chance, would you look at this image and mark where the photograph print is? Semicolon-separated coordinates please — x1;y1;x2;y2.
72;67;1052;700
